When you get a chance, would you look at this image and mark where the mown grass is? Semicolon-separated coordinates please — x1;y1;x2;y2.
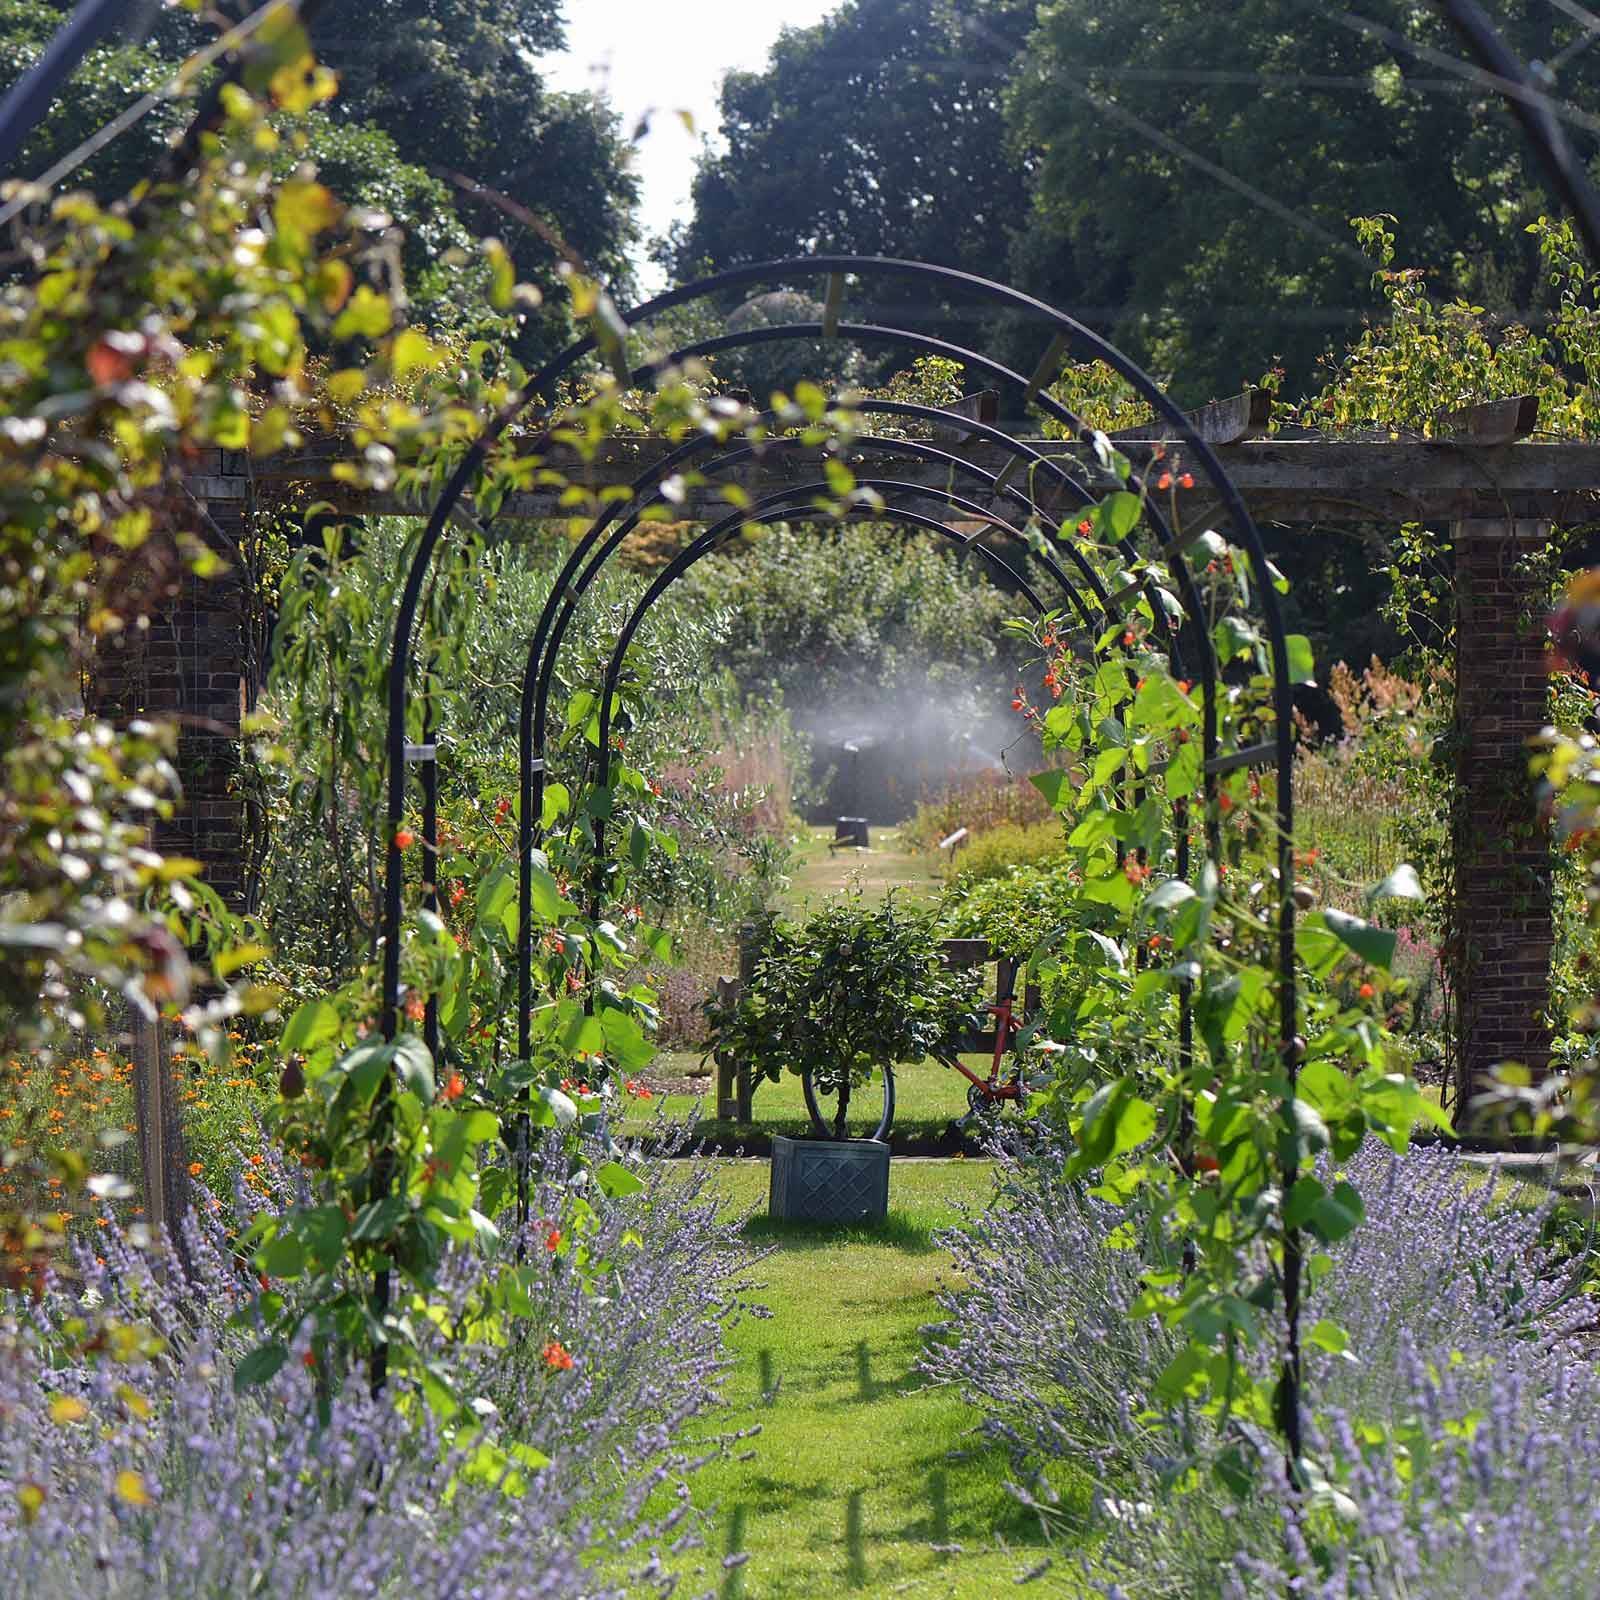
782;825;945;913
621;1052;1015;1146
664;1158;1072;1598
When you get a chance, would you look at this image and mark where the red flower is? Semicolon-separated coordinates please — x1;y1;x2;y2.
302;1349;317;1369
1358;982;1375;1000
494;796;511;823
544;1226;562;1253
1121;631;1135;647
404;994;426;1023
1156;472;1172;491
440;1073;465;1102
449;882;467;908
542;1340;573;1371
1179;472;1195;489
1076;518;1092;537
394;828;416;851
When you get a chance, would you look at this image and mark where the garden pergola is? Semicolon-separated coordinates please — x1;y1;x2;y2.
155;403;1599;1111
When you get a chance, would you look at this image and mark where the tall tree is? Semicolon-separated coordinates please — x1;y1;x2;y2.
306;0;640;318
0;1;639;356
667;0;1037;375
1007;0;1600;400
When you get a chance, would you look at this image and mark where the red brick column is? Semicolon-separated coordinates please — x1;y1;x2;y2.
1452;518;1553;1108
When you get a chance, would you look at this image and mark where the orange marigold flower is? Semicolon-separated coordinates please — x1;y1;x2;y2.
188;1162;203;1177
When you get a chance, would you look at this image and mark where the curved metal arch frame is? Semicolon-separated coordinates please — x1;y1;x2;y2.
386;259;1282;1045
383;253;1302;1446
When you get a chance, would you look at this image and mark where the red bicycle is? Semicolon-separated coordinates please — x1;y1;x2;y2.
936;965;1028;1124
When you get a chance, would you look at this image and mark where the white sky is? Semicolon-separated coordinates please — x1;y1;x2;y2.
540;0;840;288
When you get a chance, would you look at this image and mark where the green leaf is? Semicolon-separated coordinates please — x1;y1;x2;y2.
281;998;339;1054
528;865;565;923
1307;1318;1350;1355
1322;908;1397;970
1029;769;1073;810
1102;490;1142;541
1308;1180;1364;1244
393;1035;435;1102
541;782;571;829
533;1085;577;1129
1144;879;1196;915
1285;634;1315;684
233;1342;289;1392
595;1160;645;1198
350;1195;408;1243
1368;863;1424;903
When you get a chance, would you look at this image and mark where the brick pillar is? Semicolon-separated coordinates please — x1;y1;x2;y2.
1452;519;1553;1108
88;476;254;908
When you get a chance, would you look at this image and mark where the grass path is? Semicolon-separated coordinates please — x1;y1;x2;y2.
670;1159;1056;1598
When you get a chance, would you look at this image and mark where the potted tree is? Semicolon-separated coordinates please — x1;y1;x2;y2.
708;895;981;1222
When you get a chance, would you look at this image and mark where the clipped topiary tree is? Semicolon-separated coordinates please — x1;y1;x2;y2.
709;894;981;1139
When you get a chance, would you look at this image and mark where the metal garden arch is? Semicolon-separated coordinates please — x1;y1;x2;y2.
376;256;1306;1444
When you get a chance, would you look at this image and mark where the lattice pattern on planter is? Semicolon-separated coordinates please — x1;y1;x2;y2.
769;1135;890;1224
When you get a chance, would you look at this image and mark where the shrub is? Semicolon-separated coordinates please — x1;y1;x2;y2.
705;895;980;1133
939;858;1082;958
0;1128;751;1597
945;820;1067;885
902;767;1057;850
923;1131;1600;1597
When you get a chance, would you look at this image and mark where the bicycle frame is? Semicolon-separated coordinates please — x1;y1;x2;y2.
938;966;1027;1107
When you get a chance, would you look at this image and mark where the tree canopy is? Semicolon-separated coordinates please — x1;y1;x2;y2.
0;0;639;356
674;0;1600;401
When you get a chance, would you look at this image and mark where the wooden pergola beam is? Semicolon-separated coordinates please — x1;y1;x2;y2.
190;436;1600;527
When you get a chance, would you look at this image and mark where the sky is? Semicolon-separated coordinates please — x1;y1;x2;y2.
539;0;839;288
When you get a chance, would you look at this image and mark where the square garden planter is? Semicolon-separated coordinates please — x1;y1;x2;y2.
769;1134;890;1224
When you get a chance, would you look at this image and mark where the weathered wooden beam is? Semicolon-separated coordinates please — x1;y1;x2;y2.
199;436;1600;527
1114;387;1273;446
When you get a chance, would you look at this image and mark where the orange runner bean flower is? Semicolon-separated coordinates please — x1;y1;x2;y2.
542;1340;573;1371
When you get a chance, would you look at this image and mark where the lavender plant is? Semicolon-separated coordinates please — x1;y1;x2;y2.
0;1123;751;1598
924;1130;1600;1598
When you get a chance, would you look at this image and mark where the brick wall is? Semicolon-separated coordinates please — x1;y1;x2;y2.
87;477;254;907
1452;519;1554;1105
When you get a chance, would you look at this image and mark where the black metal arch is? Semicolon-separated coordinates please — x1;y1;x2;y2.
383;257;1284;1044
379;253;1301;1443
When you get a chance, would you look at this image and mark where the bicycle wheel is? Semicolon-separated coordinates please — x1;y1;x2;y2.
802;1064;895;1142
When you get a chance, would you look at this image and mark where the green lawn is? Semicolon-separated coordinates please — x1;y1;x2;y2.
621;1052;1016;1146
782;824;945;913
665;1159;1069;1597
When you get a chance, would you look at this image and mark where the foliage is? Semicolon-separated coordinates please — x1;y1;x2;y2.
258;516;790;994
902;764;1057;850
943;820;1067;886
926;1134;1600;1596
665;0;1036;367
939;856;1080;960
0;6;479;1285
706;895;981;1123
1008;7;1600;399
